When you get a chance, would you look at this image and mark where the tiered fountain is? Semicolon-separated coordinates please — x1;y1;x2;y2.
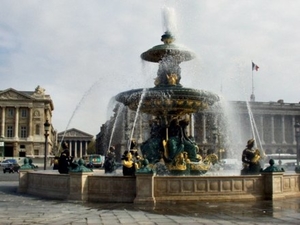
116;30;220;175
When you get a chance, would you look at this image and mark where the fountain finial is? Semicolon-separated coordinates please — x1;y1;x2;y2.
161;31;175;44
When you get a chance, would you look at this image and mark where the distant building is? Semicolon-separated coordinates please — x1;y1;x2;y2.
57;128;94;158
96;99;300;161
0;86;55;161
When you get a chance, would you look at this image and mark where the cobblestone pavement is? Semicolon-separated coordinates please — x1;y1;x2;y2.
0;175;300;224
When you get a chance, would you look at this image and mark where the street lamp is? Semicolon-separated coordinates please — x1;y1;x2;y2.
44;120;50;170
277;148;282;165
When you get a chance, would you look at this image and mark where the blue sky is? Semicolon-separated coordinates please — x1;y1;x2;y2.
1;0;300;136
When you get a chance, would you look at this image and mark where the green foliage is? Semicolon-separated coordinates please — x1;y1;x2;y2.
87;139;96;154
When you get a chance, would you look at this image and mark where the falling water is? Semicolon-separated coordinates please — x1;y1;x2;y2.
108;103;124;150
59;80;101;150
246;101;265;154
127;88;148;150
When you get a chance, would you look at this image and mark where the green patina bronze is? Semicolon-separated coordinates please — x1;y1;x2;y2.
136;158;154;174
261;159;284;173
19;158;35;170
70;159;93;173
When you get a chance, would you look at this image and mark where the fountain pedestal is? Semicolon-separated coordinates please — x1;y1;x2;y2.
261;172;285;200
134;173;156;204
69;172;92;201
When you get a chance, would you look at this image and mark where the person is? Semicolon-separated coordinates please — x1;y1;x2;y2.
241;139;261;175
58;142;73;174
104;146;117;173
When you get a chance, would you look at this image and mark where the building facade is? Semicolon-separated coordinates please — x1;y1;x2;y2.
57;128;94;158
96;99;300;162
0;86;55;162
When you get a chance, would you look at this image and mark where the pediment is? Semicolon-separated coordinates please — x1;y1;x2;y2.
0;88;32;100
58;128;94;138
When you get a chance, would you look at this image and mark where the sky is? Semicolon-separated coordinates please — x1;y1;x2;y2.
1;0;300;136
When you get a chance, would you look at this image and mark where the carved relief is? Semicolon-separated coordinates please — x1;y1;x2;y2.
33;110;40;117
0;91;28;100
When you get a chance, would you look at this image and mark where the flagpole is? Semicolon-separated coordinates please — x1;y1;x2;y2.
251;61;255;101
252;62;254;96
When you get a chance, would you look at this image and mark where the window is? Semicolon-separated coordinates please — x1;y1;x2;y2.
21;108;28;118
35;124;40;135
7;108;14;117
7;126;13;137
34;149;39;155
20;126;27;138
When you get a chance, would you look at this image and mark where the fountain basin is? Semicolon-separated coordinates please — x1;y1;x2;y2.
18;170;300;203
141;43;195;63
115;86;219;116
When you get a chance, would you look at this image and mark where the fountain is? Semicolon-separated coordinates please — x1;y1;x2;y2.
115;30;219;175
18;9;300;204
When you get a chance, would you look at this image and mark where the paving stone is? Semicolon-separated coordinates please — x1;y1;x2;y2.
1;181;300;224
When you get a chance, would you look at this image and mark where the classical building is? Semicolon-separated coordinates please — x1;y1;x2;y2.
0;86;55;161
96;99;300;162
57;128;94;158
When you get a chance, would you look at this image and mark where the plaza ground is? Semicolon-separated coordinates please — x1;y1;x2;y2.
0;171;300;224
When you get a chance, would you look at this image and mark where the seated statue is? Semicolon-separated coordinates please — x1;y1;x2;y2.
140;119;164;163
241;139;262;175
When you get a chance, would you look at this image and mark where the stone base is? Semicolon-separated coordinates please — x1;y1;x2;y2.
18;170;300;203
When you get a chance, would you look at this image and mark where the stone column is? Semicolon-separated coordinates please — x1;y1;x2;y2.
281;115;286;144
271;116;276;144
85;142;88;155
69;172;92;201
69;141;73;156
134;173;156;204
1;107;5;137
14;107;19;138
74;141;78;158
293;116;296;145
79;141;83;158
28;107;32;137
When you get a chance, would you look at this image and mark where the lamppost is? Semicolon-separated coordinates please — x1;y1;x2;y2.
277;148;282;166
44;120;50;170
294;122;300;168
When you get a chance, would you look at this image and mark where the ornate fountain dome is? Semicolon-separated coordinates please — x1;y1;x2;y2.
115;31;219;117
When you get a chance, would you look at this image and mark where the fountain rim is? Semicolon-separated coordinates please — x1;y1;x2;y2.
140;43;196;63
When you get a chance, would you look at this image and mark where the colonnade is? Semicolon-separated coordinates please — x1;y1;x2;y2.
64;140;89;158
0;106;33;138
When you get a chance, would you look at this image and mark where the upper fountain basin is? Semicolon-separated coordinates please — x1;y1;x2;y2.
115;86;219;116
141;43;196;63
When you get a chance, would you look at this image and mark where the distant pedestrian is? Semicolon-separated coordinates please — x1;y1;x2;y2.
58;142;73;174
